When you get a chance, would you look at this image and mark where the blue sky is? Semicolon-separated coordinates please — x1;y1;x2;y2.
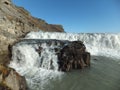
12;0;120;33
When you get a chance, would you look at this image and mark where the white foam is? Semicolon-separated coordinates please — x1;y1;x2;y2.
25;31;120;59
9;43;64;90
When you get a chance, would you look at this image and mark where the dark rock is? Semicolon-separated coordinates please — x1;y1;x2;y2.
93;58;98;61
13;39;91;72
58;41;90;71
36;46;43;55
8;44;12;60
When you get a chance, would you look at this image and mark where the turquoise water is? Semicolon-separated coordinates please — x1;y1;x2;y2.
32;56;120;90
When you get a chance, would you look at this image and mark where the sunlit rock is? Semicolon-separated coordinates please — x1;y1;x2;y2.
0;64;27;90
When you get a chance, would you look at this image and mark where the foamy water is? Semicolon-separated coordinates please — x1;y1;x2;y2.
25;31;120;59
9;31;120;90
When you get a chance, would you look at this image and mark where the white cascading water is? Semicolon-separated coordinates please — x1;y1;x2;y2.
25;31;120;59
10;40;64;90
9;31;120;90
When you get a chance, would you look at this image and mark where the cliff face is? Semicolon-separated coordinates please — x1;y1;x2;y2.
0;0;64;64
0;0;64;35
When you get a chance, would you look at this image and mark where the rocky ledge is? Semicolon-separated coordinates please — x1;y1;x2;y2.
0;64;27;90
58;41;90;71
33;40;91;71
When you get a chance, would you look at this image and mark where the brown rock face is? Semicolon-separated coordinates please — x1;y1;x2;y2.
0;0;64;64
0;64;28;90
0;0;64;35
58;41;90;71
33;40;91;72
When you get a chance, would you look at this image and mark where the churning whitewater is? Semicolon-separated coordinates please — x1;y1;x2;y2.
10;40;64;90
25;31;120;59
9;31;120;90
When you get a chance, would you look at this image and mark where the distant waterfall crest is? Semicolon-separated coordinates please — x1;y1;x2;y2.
25;31;120;59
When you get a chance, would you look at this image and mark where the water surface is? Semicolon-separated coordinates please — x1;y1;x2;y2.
35;56;120;90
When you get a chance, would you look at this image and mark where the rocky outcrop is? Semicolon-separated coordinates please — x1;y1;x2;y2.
0;0;64;64
0;64;27;90
0;0;64;36
33;40;91;71
58;41;90;71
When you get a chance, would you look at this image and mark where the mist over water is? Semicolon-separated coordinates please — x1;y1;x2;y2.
9;31;120;90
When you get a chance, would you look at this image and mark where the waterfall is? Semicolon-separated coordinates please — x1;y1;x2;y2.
9;39;67;90
9;31;120;90
25;31;120;59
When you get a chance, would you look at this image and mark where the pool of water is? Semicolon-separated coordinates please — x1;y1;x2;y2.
27;56;120;90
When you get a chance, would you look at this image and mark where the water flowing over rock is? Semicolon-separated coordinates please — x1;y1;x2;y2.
10;39;90;72
9;39;90;89
26;31;120;59
0;64;28;90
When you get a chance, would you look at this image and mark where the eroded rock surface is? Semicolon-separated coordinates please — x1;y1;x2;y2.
0;64;27;90
26;40;91;71
58;41;90;71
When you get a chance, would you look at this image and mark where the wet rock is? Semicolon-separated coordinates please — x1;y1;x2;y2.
58;41;90;71
0;64;28;90
93;58;98;61
36;46;43;55
12;39;91;72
